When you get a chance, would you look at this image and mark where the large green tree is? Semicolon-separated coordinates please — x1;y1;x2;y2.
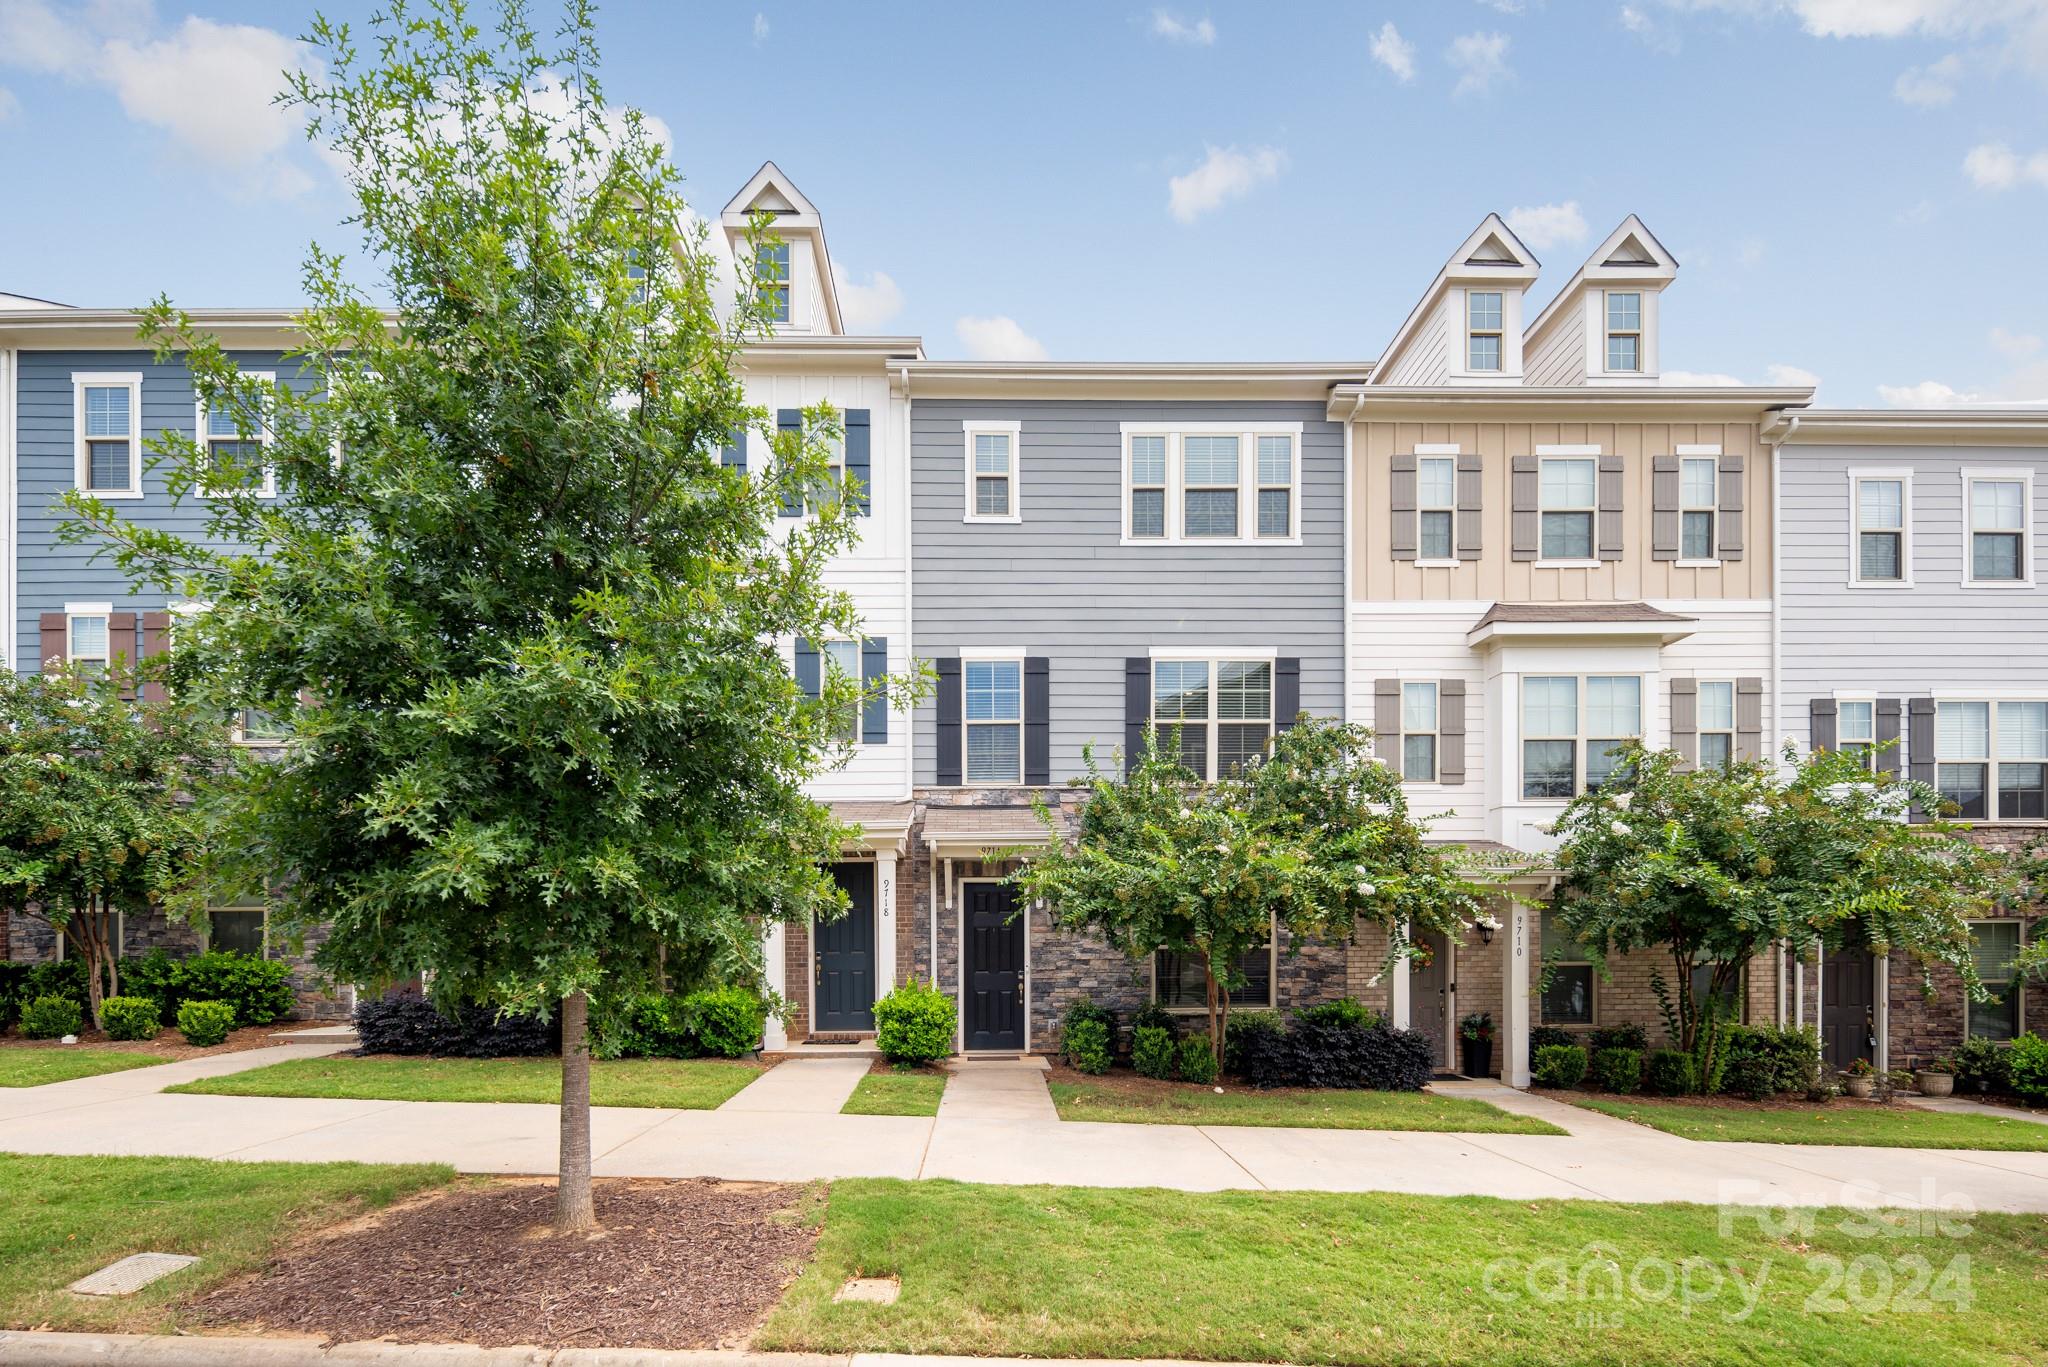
1547;742;2011;1084
1013;718;1482;1059
64;0;910;1230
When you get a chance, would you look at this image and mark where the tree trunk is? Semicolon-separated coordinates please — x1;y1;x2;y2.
1203;955;1225;1065
555;989;598;1232
73;904;109;1032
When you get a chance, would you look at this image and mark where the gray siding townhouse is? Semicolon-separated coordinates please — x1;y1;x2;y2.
1772;409;2048;1075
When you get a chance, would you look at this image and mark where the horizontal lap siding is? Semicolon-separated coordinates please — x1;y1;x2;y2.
911;400;1343;784
1348;610;1488;843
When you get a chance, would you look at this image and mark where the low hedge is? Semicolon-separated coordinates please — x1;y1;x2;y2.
1646;1049;1696;1096
1533;1043;1588;1089
1223;1010;1284;1074
19;994;82;1040
1178;1034;1219;1084
1236;1019;1433;1091
99;996;162;1041
178;999;237;1047
353;995;558;1057
873;980;955;1064
2011;1033;2048;1103
1060;999;1115;1073
1;949;294;1033
1590;1046;1643;1094
1133;1024;1177;1080
1717;1024;1821;1098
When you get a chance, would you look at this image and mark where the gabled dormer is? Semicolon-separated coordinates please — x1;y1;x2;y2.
719;161;843;336
1372;214;1541;387
1522;216;1678;388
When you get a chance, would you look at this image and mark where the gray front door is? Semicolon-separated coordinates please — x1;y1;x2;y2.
814;862;876;1033
1412;930;1450;1069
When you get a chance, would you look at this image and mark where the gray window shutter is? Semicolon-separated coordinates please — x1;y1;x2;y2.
141;610;170;705
776;409;804;517
1125;657;1150;774
794;639;821;699
721;424;747;472
1907;697;1936;819
1511;456;1539;561
1736;677;1764;761
1389;455;1417;561
844;408;871;516
1274;657;1301;731
935;657;962;785
860;637;888;744
1598;454;1625;561
1439;679;1467;784
1875;697;1902;777
110;611;138;700
1024;656;1050;785
1809;697;1837;752
1651;455;1681;561
1718;453;1745;561
1373;678;1402;773
1456;454;1483;560
37;611;65;674
1670;676;1698;766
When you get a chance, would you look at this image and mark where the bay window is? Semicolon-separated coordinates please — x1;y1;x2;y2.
1522;675;1641;799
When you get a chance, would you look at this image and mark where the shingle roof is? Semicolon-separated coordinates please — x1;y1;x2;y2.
1472;601;1694;629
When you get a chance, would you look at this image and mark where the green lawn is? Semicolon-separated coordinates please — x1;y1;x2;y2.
167;1055;763;1110
758;1178;2048;1367
0;1153;452;1333
1577;1097;2048;1150
1048;1077;1564;1134
842;1070;946;1117
0;1049;166;1088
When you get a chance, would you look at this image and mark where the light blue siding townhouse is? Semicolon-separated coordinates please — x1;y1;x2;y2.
1771;407;2048;1073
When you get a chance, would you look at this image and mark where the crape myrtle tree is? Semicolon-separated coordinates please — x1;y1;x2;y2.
1012;718;1483;1060
63;0;916;1231
1546;741;2011;1087
0;667;234;1030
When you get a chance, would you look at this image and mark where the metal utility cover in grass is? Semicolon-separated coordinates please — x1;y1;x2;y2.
67;1253;199;1296
834;1276;900;1304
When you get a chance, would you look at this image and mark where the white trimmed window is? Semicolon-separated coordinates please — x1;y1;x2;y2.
1837;698;1877;771
1152;657;1274;780
197;371;276;498
1417;455;1457;560
757;240;790;323
963;657;1023;785
1467;291;1503;372
1605;292;1641;372
1129;434;1167;539
1965;471;2031;585
1852;472;1909;584
1256;435;1293;538
1121;424;1303;546
1680;456;1717;560
1183;435;1240;538
821;639;861;744
963;422;1021;522
1697;680;1736;770
1541;909;1594;1025
66;608;112;676
74;373;143;497
1155;926;1275;1011
1522;675;1641;799
1539;456;1597;560
207;903;269;957
1939;700;2048;821
1401;681;1439;782
1968;920;2024;1041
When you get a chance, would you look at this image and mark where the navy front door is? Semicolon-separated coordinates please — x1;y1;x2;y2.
1821;946;1875;1072
965;882;1026;1051
814;862;876;1032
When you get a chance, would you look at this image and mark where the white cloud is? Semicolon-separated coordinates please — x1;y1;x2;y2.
955;315;1048;362
1896;197;1938;224
1878;379;1987;406
1991;326;2043;359
1151;10;1217;45
1964;141;2048;189
1893;52;1962;105
1767;363;1821;387
1166;144;1287;224
1655;1;2048;80
1478;0;1527;11
1446;31;1512;96
1504;200;1587;250
1663;370;1747;386
1619;5;1683;52
753;12;770;43
833;266;905;332
0;86;18;121
1369;22;1417;82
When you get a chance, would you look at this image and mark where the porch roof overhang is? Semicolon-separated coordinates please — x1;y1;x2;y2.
1431;839;1562;891
920;804;1055;861
1465;601;1696;650
832;800;913;856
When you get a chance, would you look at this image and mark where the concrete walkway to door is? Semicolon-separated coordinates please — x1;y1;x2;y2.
717;1058;869;1114
936;1058;1055;1121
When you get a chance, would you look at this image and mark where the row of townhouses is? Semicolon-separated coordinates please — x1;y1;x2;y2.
4;163;2044;1085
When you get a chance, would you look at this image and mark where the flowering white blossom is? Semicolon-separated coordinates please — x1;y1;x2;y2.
1610;791;1631;810
1356;881;1377;896
1610;820;1630;837
1366;973;1383;988
1179;807;1192;820
1476;912;1501;931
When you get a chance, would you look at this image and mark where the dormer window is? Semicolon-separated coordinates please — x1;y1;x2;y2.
757;240;790;323
1605;292;1641;372
1468;292;1503;372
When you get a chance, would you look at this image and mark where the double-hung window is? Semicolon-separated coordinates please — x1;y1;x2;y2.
1522;675;1640;799
208;903;268;957
1122;425;1302;545
1129;435;1168;538
1606;292;1641;372
1968;920;2024;1041
963;658;1023;785
756;240;790;323
66;610;111;676
1152;657;1273;780
198;372;276;498
1417;456;1457;560
1680;456;1717;559
75;374;142;497
1155;923;1274;1010
1837;699;1877;771
821;639;861;744
1401;681;1439;782
1936;701;1996;818
1467;291;1503;372
1966;473;2030;584
1853;473;1908;584
1541;909;1593;1025
1539;457;1597;561
963;422;1020;521
1697;680;1736;770
1256;435;1293;538
1183;436;1240;538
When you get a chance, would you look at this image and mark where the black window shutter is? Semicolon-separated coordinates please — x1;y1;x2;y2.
722;423;747;472
844;408;871;516
776;409;803;517
1875;697;1902;777
1024;656;1050;784
935;657;963;785
1907;697;1936;819
1274;657;1301;731
793;639;821;699
861;637;888;744
1809;697;1837;752
1124;657;1150;774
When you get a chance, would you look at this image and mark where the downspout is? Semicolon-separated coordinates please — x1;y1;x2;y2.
1766;412;1797;1028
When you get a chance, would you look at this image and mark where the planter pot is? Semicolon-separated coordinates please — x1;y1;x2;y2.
1917;1071;1955;1097
1461;1037;1494;1079
1843;1076;1876;1099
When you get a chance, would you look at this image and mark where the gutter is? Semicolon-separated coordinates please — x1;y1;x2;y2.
1766;411;1797;1027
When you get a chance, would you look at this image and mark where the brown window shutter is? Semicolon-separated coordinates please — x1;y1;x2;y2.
1670;677;1698;767
1438;679;1467;785
1875;697;1902;777
1373;679;1402;772
1718;453;1746;560
109;612;139;699
38;612;67;673
141;611;172;704
1456;454;1483;560
1597;455;1625;561
1389;455;1417;561
1907;697;1936;820
1651;455;1681;561
1808;697;1837;752
1735;677;1764;761
1511;456;1539;561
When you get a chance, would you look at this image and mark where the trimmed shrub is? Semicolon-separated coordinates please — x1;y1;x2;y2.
1533;1043;1589;1089
590;992;691;1059
1132;1025;1177;1080
1719;1024;1820;1098
17;959;92;1020
20;994;82;1040
352;995;557;1057
681;985;768;1058
1237;1020;1433;1092
1723;1053;1777;1102
873;980;955;1064
1130;1000;1178;1042
2009;1033;2048;1104
1297;996;1378;1029
1528;1025;1573;1067
99;995;162;1041
1588;1023;1650;1053
1223;1010;1284;1074
177;999;236;1047
1645;1049;1695;1097
118;949;186;1025
1060;999;1116;1070
1178;1034;1218;1084
1954;1035;2013;1094
1590;1046;1643;1094
172;951;295;1028
1064;1017;1112;1075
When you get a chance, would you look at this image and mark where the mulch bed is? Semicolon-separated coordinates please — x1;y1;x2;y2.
196;1177;822;1350
0;1023;306;1059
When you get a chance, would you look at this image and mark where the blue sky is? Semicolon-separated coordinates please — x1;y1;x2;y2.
2;1;2045;405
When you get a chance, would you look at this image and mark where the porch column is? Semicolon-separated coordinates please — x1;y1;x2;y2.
1390;930;1412;1030
1502;897;1531;1088
874;851;899;996
762;920;788;1051
1874;954;1890;1074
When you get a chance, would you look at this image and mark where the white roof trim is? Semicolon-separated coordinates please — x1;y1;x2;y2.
1371;214;1540;388
1524;214;1679;347
1466;619;1698;649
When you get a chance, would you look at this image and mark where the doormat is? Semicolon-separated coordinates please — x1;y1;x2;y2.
808;1034;863;1045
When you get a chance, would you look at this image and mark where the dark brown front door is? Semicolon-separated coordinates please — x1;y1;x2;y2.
1412;930;1450;1069
814;862;875;1033
964;882;1025;1051
1821;946;1875;1072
